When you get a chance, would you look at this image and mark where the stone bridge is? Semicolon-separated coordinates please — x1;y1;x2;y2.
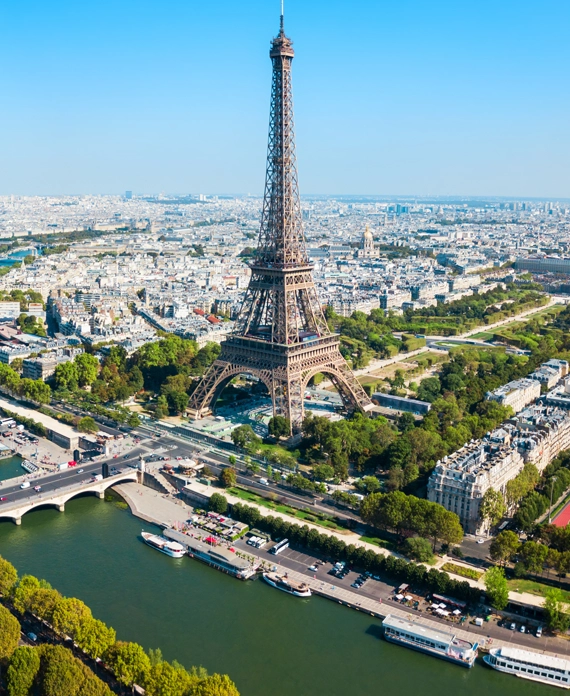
0;471;140;525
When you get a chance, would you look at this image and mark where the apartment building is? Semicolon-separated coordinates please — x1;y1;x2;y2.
427;430;524;534
486;378;541;414
428;406;570;533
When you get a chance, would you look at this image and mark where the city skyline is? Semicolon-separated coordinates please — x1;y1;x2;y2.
1;0;569;197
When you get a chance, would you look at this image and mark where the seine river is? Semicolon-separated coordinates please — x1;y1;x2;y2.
0;496;552;696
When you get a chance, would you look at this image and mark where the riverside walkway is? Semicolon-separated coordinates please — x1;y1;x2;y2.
114;481;565;660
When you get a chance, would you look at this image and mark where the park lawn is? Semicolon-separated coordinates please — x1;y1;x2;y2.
507;578;570;603
469;332;495;341
359;535;393;550
227;487;347;532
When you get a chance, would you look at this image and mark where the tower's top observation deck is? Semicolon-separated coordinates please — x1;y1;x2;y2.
271;15;294;60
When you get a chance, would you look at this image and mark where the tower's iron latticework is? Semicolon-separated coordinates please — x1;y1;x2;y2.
188;14;373;432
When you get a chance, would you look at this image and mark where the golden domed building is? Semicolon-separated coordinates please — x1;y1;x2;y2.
356;225;380;258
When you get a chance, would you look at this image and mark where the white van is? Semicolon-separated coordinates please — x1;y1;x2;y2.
20;481;30;489
259;478;269;486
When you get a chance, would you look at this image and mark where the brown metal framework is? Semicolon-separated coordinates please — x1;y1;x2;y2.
188;14;373;432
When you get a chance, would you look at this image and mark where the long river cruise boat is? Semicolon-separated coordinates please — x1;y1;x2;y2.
484;646;570;689
141;532;186;558
382;614;478;668
262;572;312;598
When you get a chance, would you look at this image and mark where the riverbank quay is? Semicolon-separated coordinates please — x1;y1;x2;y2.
114;482;569;660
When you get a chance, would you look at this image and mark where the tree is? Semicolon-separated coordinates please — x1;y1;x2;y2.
397;411;416;433
228;455;236;466
208;493;228;515
193;673;241;696
155;395;168;420
0;555;17;595
231;425;261;453
77;416;98;434
77;618;116;660
0;605;20;660
104;641;151;688
145;660;195;696
543;588;570;633
490;530;520;566
54;361;79;391
484;566;509;610
52;596;93;640
12;574;42;614
219;468;237;488
312;464;335;482
268;416;291;438
479;488;506;528
402;537;434;563
519;541;549;574
75;353;99;387
166;390;189;415
7;646;41;696
127;412;141;428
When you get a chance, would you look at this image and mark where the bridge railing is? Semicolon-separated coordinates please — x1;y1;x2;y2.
0;470;137;515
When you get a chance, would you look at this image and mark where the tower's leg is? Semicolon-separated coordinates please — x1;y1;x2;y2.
187;360;235;418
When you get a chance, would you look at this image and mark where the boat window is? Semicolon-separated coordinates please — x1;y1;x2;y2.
542;673;548;678
555;676;561;681
514;666;519;671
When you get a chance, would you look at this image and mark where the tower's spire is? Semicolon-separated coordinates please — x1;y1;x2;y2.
280;0;284;33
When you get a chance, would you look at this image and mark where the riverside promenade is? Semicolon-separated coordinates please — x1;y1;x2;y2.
114;481;567;660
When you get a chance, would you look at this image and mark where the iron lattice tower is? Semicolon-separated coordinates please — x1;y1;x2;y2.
188;13;373;432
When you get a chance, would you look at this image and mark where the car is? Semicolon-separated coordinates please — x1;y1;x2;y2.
0;497;6;501
536;626;543;638
520;625;526;633
33;486;42;493
27;632;37;642
476;538;485;544
123;455;129;460
78;469;84;473
308;564;318;572
510;622;516;631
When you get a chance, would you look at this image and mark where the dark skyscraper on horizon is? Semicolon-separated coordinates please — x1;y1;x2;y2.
188;11;372;433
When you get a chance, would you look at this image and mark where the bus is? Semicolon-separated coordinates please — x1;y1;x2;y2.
270;539;289;555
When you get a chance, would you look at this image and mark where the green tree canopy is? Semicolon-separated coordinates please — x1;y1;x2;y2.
219;468;237;488
0;555;18;595
490;530;520;566
209;493;228;515
0;604;20;660
7;646;41;696
104;641;151;687
76;416;98;434
484;566;509;610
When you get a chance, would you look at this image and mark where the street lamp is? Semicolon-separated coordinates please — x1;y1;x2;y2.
548;476;558;524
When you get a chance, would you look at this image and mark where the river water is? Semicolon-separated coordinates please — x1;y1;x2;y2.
0;496;551;696
0;455;25;482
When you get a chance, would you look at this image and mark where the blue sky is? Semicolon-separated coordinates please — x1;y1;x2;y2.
1;0;569;197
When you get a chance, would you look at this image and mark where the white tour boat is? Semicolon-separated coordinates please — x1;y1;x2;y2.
383;614;478;668
484;646;570;689
262;572;312;598
141;531;185;558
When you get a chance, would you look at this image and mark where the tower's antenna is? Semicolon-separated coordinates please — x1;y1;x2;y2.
280;0;284;31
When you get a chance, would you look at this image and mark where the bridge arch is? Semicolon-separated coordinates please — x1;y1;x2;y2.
0;474;138;525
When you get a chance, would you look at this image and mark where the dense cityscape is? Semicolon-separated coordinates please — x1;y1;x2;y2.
1;2;570;696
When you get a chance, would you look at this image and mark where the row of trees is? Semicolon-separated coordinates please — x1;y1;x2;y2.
229;502;479;603
0;362;51;404
359;491;464;551
0;555;240;696
513;452;570;530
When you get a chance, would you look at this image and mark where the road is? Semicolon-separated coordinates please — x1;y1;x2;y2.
229;538;566;654
0;449;144;510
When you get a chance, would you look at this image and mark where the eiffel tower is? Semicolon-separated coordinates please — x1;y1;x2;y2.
188;11;373;433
